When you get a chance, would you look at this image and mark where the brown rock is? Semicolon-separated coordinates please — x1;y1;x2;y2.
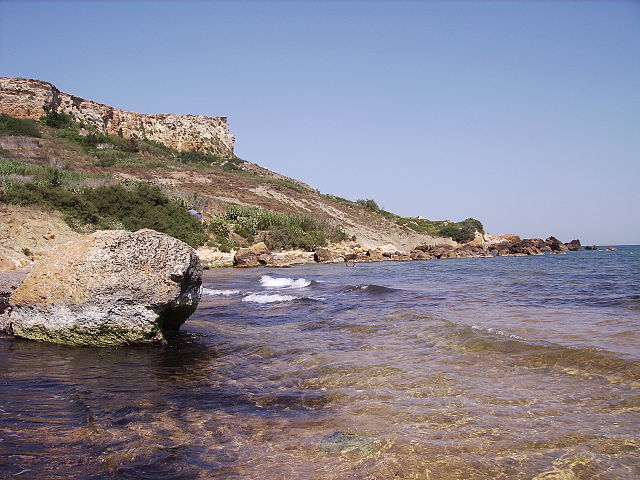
500;234;521;243
565;239;581;251
233;249;259;267
545;236;567;252
366;249;385;261
249;242;270;256
257;253;273;265
314;248;334;263
234;242;271;267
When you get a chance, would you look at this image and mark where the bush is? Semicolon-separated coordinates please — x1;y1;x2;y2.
42;111;73;129
439;218;484;243
210;204;347;251
356;198;380;211
0;113;41;137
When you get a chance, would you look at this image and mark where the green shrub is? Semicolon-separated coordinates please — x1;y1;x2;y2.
356;198;380;211
0;179;207;247
438;218;484;243
42;111;73;129
0;113;41;137
213;204;346;251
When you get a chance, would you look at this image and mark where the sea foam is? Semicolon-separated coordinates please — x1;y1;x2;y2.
242;293;298;304
202;288;241;296
259;275;311;289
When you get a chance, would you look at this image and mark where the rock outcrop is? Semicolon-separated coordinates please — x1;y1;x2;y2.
564;239;581;251
0;77;235;157
8;229;202;346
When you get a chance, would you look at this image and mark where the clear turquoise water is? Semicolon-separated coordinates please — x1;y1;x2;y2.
1;247;638;478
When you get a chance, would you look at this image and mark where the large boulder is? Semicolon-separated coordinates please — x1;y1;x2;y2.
8;229;202;346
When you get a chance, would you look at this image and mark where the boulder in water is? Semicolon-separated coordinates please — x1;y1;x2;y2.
8;229;202;346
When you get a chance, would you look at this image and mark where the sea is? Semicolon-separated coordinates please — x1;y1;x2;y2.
1;246;638;479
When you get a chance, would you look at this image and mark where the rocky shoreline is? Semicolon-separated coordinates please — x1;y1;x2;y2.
195;234;591;269
0;230;600;347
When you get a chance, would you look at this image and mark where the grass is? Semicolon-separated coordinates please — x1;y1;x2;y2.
0;159;86;184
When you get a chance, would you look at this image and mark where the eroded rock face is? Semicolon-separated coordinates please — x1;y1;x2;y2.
0;77;235;157
8;229;202;346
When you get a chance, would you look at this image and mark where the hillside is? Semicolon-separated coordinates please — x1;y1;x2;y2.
0;78;482;267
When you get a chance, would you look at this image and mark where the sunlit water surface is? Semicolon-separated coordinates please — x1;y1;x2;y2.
1;247;639;479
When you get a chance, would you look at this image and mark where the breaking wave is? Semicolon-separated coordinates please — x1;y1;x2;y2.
259;275;311;289
242;293;298;304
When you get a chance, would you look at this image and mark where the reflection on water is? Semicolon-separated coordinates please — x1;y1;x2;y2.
1;247;639;479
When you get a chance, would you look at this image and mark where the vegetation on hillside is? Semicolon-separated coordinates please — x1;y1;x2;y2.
209;204;347;252
0;113;41;137
0;164;207;247
0;158;346;250
322;194;483;243
0;111;485;248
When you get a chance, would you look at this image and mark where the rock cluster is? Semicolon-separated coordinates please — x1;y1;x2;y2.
229;235;585;269
489;236;581;256
7;229;202;346
0;77;235;157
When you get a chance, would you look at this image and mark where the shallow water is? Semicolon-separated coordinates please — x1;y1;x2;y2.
1;247;639;479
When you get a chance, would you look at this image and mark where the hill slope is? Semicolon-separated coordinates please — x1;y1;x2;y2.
0;79;481;266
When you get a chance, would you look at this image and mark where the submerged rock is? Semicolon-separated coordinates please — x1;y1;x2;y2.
320;431;381;457
8;229;202;346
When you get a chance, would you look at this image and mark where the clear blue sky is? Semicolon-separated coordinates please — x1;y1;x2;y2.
1;0;638;244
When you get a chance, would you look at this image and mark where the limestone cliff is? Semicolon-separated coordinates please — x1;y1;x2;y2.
0;77;235;157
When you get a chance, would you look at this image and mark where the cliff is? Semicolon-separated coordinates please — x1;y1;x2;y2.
0;77;235;158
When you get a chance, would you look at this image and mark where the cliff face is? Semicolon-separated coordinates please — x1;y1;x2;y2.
0;77;235;158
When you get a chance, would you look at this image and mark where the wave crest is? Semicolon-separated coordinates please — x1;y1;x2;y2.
259;275;311;289
242;293;298;304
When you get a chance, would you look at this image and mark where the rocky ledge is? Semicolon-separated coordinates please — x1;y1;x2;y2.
3;229;202;346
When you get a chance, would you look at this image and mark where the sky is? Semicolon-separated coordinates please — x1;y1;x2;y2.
1;0;638;244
